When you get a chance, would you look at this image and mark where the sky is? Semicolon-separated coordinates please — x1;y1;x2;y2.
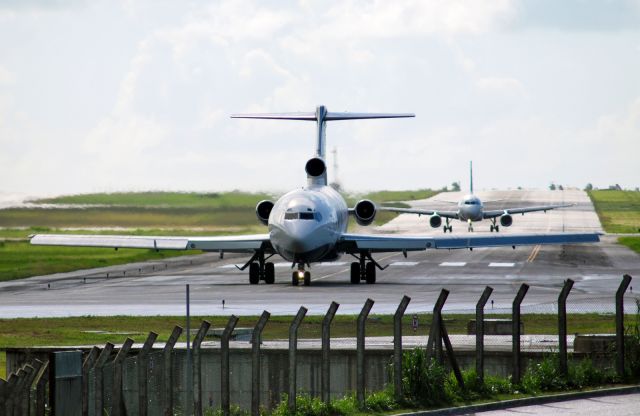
0;0;639;196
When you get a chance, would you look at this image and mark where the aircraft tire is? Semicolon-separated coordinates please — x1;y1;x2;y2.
490;225;494;232
291;272;299;286
264;262;275;284
249;263;260;284
350;262;360;284
303;271;311;286
365;262;376;284
496;225;500;232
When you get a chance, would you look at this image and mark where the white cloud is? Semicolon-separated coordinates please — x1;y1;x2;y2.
0;66;14;85
476;76;527;97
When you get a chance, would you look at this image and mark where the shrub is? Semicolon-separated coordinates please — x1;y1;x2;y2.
521;355;567;393
402;348;451;406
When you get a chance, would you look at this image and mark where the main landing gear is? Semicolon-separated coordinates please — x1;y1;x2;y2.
291;263;311;286
489;218;500;232
467;219;474;232
442;218;453;233
349;251;387;284
237;250;275;285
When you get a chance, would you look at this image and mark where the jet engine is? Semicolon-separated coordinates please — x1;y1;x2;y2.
429;214;442;228
500;213;513;227
353;199;376;226
256;200;274;225
305;157;326;177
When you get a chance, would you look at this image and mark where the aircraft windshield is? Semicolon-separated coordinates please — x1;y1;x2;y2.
284;211;317;220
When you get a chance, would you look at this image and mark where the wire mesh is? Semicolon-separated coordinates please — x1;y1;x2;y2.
147;351;165;415
123;355;138;415
102;361;115;415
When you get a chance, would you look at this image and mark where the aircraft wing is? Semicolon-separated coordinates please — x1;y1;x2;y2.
338;232;600;253
30;234;272;253
483;204;573;219
379;207;459;219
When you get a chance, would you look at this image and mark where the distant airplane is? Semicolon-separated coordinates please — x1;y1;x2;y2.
31;106;599;286
383;161;571;232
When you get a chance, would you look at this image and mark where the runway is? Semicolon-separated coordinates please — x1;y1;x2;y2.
1;190;639;318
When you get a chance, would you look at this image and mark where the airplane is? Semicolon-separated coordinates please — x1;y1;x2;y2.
30;105;600;286
382;161;571;233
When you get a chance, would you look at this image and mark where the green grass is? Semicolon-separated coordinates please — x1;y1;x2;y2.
0;241;202;282
618;237;640;254
588;190;640;233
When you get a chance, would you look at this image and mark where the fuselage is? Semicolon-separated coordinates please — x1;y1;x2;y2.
457;194;484;222
268;185;348;263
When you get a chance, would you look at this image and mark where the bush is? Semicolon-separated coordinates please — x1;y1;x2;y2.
625;299;640;378
521;355;567;393
402;348;452;406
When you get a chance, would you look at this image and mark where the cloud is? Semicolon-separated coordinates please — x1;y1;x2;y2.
0;66;14;85
476;77;527;97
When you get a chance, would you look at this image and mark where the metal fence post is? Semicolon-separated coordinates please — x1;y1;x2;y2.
10;368;27;416
476;286;493;383
33;360;49;416
94;342;115;416
617;274;632;378
0;378;6;413
193;320;211;416
288;306;308;412
82;347;100;416
427;289;449;363
4;373;18;416
138;332;158;416
252;311;271;416
558;279;574;376
25;359;43;415
357;298;375;407
512;283;529;385
393;295;411;402
112;338;134;416
163;326;183;416
321;301;339;404
19;364;35;416
221;315;239;416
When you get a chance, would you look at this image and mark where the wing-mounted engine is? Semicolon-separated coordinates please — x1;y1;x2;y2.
256;200;274;225
429;214;442;228
305;157;326;186
352;199;377;226
500;213;513;227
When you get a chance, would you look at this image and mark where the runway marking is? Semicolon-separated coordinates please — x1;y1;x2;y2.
389;261;419;267
220;264;241;269
527;245;542;263
275;262;292;268
440;262;466;267
488;262;515;268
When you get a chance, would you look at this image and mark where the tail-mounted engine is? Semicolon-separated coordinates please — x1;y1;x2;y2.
429;214;442;228
256;200;274;225
500;213;513;227
305;157;326;186
353;199;377;226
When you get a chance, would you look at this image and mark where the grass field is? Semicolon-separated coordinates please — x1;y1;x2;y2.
0;312;623;379
588;190;640;234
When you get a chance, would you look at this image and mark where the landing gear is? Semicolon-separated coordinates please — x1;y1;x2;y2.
442;218;452;233
467;220;474;232
350;251;385;284
489;219;500;232
239;250;275;284
291;263;311;286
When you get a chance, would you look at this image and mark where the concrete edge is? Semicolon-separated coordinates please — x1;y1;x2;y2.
394;384;640;416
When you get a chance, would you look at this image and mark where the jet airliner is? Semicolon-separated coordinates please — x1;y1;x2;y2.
383;161;571;232
31;106;599;286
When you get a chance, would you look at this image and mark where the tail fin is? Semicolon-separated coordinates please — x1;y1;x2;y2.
470;161;474;194
231;105;414;159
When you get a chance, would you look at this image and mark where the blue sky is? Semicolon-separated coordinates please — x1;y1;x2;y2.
0;0;639;195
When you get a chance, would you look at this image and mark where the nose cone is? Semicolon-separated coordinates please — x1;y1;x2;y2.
281;221;320;252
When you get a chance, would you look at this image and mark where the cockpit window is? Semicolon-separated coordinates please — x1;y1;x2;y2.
465;200;476;205
299;212;315;220
284;211;317;220
284;212;298;220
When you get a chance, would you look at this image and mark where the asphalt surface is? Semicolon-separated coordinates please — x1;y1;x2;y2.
1;189;639;318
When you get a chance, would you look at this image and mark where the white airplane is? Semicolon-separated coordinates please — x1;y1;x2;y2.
383;161;571;233
31;106;599;286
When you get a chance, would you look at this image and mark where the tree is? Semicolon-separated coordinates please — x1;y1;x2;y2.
558;185;564;190
549;183;556;191
584;183;593;191
451;181;461;192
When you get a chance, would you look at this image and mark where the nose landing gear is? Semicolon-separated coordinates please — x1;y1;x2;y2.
291;263;311;286
467;219;474;232
350;251;387;284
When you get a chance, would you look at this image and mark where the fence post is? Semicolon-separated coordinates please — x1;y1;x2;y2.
321;301;339;404
0;378;6;413
94;342;115;416
193;320;211;416
288;306;308;412
357;298;375;407
33;360;49;416
427;289;449;364
393;295;411;402
476;286;493;384
4;373;18;416
112;338;134;416
163;326;183;416
138;332;158;416
221;315;239;416
25;359;43;415
10;368;27;416
252;311;271;416
82;347;100;416
512;283;529;385
19;364;35;416
558;279;574;377
616;274;632;378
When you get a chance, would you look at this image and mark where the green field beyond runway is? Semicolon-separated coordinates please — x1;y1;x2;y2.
588;190;640;254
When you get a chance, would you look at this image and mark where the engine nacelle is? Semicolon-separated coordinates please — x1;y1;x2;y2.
429;214;442;228
255;200;274;225
353;199;376;226
500;214;513;227
305;157;326;177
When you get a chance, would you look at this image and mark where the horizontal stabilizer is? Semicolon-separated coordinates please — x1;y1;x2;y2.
231;111;415;121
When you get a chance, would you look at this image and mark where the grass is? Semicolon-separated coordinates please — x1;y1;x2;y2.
618;236;640;255
0;242;202;282
588;190;640;233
